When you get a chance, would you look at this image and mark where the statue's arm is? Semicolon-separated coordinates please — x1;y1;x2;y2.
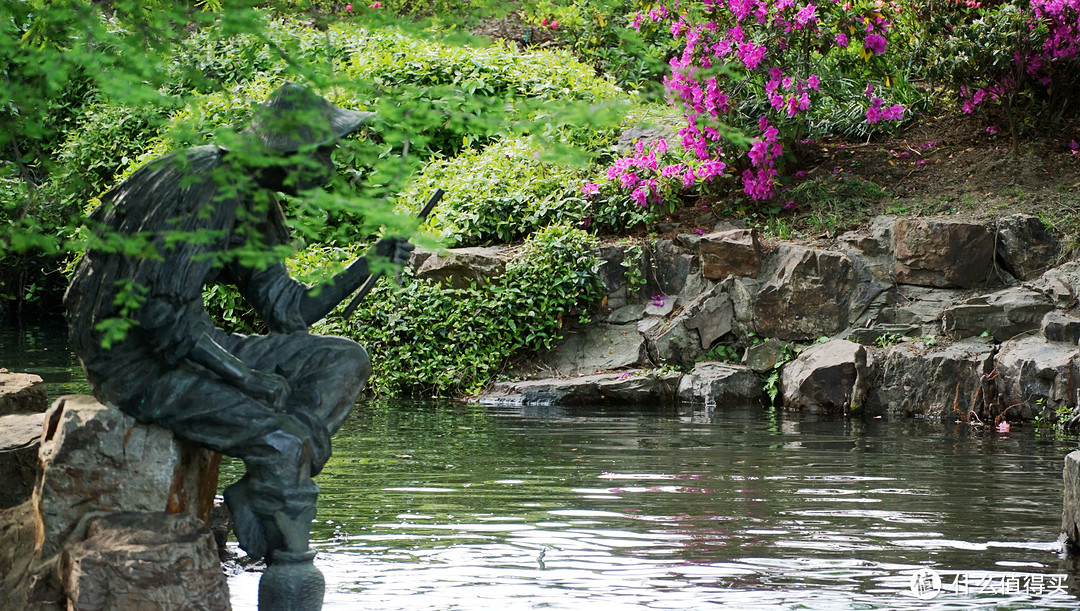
298;256;372;326
298;237;414;326
188;332;288;409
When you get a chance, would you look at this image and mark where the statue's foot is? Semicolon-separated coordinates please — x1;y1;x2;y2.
223;478;268;560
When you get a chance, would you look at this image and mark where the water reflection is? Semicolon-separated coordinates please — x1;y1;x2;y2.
0;319;90;397
221;402;1080;610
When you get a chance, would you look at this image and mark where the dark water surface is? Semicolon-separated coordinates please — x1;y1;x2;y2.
5;321;1080;609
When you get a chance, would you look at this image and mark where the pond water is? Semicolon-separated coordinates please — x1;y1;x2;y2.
223;403;1080;610
5;321;1080;609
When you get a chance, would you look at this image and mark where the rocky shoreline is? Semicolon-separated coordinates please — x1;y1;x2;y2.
417;214;1080;423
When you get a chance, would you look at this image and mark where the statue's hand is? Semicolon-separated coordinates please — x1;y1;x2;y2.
374;236;415;267
237;369;290;411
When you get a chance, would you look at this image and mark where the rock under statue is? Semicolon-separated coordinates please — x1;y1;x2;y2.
64;83;410;609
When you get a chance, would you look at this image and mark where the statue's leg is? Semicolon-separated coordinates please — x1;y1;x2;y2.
144;365;319;561
222;332;371;474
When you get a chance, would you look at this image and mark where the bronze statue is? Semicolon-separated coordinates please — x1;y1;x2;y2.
64;82;410;609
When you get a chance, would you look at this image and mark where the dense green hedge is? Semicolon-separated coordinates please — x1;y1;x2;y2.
315;224;603;397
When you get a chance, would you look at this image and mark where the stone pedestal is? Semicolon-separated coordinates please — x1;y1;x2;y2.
34;395;221;558
61;512;229;611
0;394;226;610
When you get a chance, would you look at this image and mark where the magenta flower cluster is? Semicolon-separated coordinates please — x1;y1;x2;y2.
582;138;726;207
864;84;905;123
632;0;906;201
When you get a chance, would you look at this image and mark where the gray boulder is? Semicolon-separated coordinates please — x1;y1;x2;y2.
60;512;230;611
0;371;48;416
941;287;1055;341
781;339;869;411
537;323;648;375
839;215;895;259
754;244;854;341
1028;261;1080;306
677;362;763;405
879;286;967;335
1063;451;1080;550
413;246;508;289
893;218;997;288
843;324;921;346
645;239;699;297
996;214;1059;280
995;337;1080;419
866;339;996;420
480;370;684;406
0;501;36;608
642;282;742;367
605;304;646;325
596;243;635;302
617;125;678;154
683;284;736;349
699;228;762;280
1042;310;1080;344
742;339;792;373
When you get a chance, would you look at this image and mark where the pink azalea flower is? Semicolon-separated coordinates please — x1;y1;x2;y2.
881;103;904;121
682;168;697;188
345;4;353;11
582;182;601;197
864;33;887;54
795;3;818;26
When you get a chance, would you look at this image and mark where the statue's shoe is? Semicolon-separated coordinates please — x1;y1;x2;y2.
223;476;268;561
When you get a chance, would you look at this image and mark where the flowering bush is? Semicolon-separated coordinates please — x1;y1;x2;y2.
581;134;726;225
593;0;911;205
924;0;1080;142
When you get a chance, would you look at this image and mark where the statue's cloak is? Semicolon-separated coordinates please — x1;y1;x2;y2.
65;145;308;411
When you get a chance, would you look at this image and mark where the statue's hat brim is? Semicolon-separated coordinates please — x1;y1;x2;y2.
246;82;374;153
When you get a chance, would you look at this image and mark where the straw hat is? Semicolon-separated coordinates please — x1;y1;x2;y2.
246;82;374;153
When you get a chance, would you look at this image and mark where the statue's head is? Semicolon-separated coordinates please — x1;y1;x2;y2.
244;82;374;194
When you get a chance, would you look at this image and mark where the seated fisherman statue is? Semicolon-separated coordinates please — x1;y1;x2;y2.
64;83;410;602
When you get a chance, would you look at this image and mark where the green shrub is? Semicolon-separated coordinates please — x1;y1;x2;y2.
339;26;622;103
399;137;593;246
330;224;602;396
53;100;177;206
335;25;627;156
521;0;679;93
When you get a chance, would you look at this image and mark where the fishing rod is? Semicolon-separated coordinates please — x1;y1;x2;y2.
340;188;443;319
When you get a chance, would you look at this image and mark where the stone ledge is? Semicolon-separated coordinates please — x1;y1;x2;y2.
476;370;683;406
